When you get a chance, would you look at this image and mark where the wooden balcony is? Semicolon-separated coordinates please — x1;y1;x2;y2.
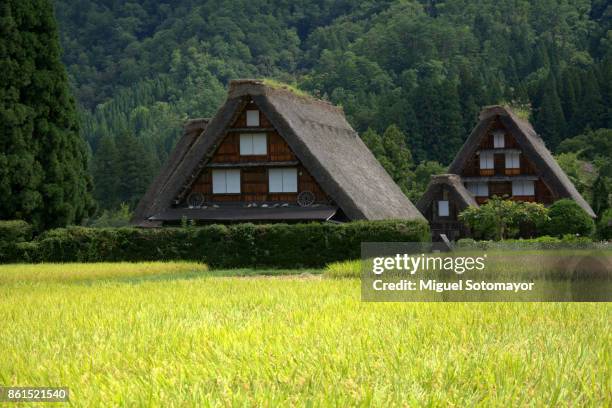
479;169;494;176
505;168;521;176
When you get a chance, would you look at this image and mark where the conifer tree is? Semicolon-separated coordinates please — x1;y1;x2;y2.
574;68;605;133
535;75;566;149
92;135;119;210
116;132;158;208
0;0;93;229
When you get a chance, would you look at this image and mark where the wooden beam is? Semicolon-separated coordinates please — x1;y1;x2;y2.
206;161;299;168
462;175;539;182
227;128;275;132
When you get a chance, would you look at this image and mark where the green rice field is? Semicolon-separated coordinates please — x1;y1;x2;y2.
0;262;610;406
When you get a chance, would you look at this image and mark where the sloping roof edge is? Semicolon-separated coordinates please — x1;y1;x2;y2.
132;79;424;224
131;118;209;224
416;174;478;215
448;105;595;217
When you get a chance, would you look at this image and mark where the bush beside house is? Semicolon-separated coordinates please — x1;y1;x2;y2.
544;199;595;238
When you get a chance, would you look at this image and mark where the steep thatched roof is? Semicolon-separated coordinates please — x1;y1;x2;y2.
416;174;478;215
448;105;595;217
132;118;209;226
132;79;423;224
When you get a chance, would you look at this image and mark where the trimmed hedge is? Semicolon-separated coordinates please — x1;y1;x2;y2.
455;235;598;250
2;220;430;268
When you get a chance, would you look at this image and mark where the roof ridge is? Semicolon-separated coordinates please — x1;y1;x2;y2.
228;79;343;113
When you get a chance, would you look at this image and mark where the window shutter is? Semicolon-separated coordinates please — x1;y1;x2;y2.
246;110;260;127
212;170;227;194
438;201;449;216
226;169;241;193
269;169;283;192
212;170;241;194
252;134;267;155
240;134;253;155
269;168;297;192
282;168;298;192
493;131;505;148
480;151;494;169
467;182;488;197
479;182;489;196
512;180;533;195
240;134;267;155
505;152;520;169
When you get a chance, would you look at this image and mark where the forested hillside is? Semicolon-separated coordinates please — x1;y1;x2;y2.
53;0;611;214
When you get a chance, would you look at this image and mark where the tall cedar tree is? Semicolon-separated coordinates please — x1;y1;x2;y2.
535;74;566;150
0;0;93;229
116;132;157;208
92;135;119;210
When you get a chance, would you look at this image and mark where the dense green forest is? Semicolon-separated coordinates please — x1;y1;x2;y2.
1;0;94;230
51;0;611;216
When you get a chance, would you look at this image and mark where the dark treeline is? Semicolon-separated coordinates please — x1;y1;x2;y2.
52;0;611;215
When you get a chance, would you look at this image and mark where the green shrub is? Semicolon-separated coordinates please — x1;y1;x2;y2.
0;220;33;243
544;199;595;237
3;220;430;267
597;209;612;240
0;221;34;262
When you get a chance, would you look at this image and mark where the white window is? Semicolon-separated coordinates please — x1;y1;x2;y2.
479;151;494;169
212;169;241;194
493;131;505;148
246;110;260;127
438;200;449;216
269;168;298;193
467;182;489;197
505;152;520;169
512;180;534;196
240;134;267;155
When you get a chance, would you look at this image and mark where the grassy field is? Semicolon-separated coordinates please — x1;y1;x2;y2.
0;263;610;406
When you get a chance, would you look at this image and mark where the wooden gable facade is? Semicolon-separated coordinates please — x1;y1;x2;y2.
131;79;425;226
419;105;595;240
457;116;555;205
186;101;329;205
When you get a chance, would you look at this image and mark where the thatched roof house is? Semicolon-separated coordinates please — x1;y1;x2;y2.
132;79;423;226
419;105;595;240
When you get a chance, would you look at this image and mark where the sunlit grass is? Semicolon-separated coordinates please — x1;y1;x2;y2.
262;78;311;98
0;262;208;283
324;259;360;278
0;263;610;406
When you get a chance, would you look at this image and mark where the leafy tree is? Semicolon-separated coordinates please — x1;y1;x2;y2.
459;196;549;241
591;170;611;217
362;125;415;196
0;0;93;230
35;0;612;211
597;208;612;240
87;203;132;228
116;132;158;208
413;161;446;201
544;199;595;237
92;135;120;210
555;152;598;204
